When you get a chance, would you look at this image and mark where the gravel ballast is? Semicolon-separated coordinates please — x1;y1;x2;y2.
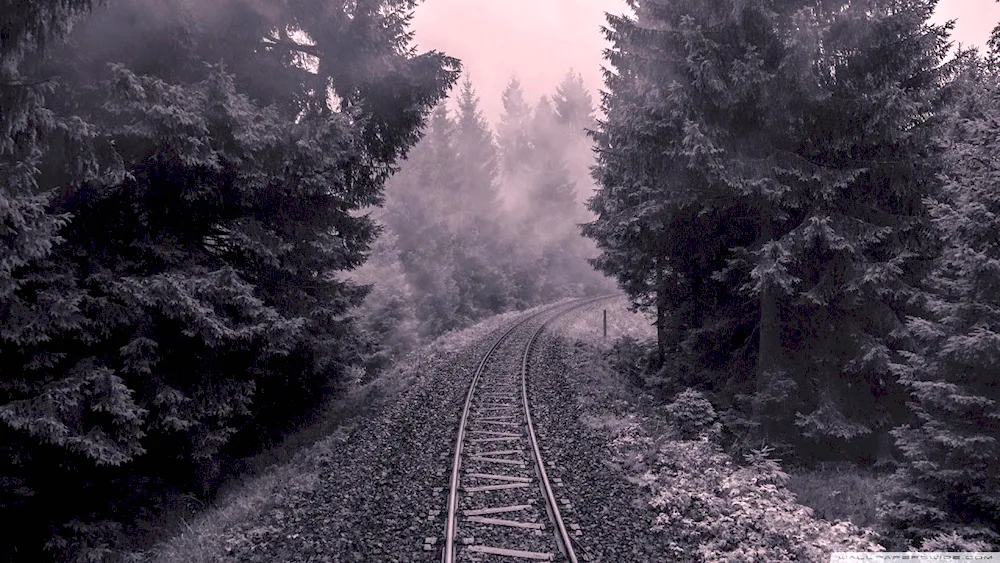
218;315;527;562
141;297;670;562
152;302;574;562
526;300;676;563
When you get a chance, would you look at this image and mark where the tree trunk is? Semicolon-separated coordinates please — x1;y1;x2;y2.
874;430;899;470
654;261;668;369
755;209;781;440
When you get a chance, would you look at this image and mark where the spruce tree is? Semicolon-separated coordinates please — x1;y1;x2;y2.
451;75;520;316
551;69;595;135
454;74;503;222
887;44;1000;548
0;0;458;558
384;102;469;335
587;0;951;457
761;0;953;456
525;96;579;234
586;0;774;369
497;75;534;179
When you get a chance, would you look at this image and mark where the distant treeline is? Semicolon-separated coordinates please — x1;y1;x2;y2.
584;0;1000;550
352;72;613;371
0;0;460;559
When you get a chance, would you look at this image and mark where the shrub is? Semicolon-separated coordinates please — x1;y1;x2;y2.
919;531;996;552
663;388;722;440
646;442;883;562
608;336;658;388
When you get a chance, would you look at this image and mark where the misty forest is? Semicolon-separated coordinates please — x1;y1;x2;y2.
2;0;1000;561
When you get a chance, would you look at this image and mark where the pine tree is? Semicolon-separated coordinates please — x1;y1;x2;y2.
454;74;503;222
496;75;534;179
451;75;522;316
587;0;952;457
0;0;103;400
1;2;122;556
0;0;458;558
551;69;595;135
886;44;1000;548
384;102;469;335
523;96;579;236
761;0;953;456
585;0;771;370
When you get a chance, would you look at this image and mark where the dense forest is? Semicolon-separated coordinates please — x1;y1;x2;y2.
2;0;1000;560
585;0;1000;551
0;0;608;559
352;72;613;370
0;0;460;559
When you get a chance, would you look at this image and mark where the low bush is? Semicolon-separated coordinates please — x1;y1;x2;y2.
645;442;884;562
662;389;722;440
593;388;885;561
785;463;881;528
608;336;659;388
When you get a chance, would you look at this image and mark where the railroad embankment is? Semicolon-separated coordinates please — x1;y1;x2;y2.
537;300;884;562
127;301;574;563
127;297;882;563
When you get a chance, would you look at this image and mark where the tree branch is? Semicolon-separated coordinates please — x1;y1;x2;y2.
261;37;321;59
0;76;57;87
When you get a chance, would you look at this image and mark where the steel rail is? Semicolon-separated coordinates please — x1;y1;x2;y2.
520;296;618;563
442;300;578;563
442;294;620;562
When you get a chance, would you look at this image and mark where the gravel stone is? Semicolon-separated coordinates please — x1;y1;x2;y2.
205;299;671;562
525;322;676;562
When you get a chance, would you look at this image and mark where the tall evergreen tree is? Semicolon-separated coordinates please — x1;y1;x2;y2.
586;0;952;457
454;74;502;222
0;0;458;558
886;44;1000;549
0;0;103;405
757;0;953;456
585;0;771;370
551;69;595;135
384;102;470;335
525;96;579;230
496;75;534;179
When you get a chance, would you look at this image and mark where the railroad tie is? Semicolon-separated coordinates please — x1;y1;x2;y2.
474;449;522;457
464;473;532;483
469;454;524;464
463;504;532;516
466;545;555;561
465;516;543;529
475;408;518;415
469;436;521;443
462;482;530;492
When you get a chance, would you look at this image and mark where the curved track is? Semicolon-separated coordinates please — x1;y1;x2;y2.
441;296;616;562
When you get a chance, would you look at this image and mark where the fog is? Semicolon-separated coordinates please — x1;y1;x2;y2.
356;0;1000;355
931;0;1000;53
412;0;998;126
5;1;1000;560
411;0;629;124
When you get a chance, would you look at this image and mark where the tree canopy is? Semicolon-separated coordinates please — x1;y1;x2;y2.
586;0;953;455
0;0;458;559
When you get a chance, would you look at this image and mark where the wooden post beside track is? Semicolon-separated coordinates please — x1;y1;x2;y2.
603;309;607;339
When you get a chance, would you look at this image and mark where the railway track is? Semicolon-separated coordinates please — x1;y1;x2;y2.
441;296;616;562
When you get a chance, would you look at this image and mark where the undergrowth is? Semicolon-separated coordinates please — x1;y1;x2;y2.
558;311;886;562
785;464;882;529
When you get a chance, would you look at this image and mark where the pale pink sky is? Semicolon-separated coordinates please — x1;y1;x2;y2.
411;0;1000;125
